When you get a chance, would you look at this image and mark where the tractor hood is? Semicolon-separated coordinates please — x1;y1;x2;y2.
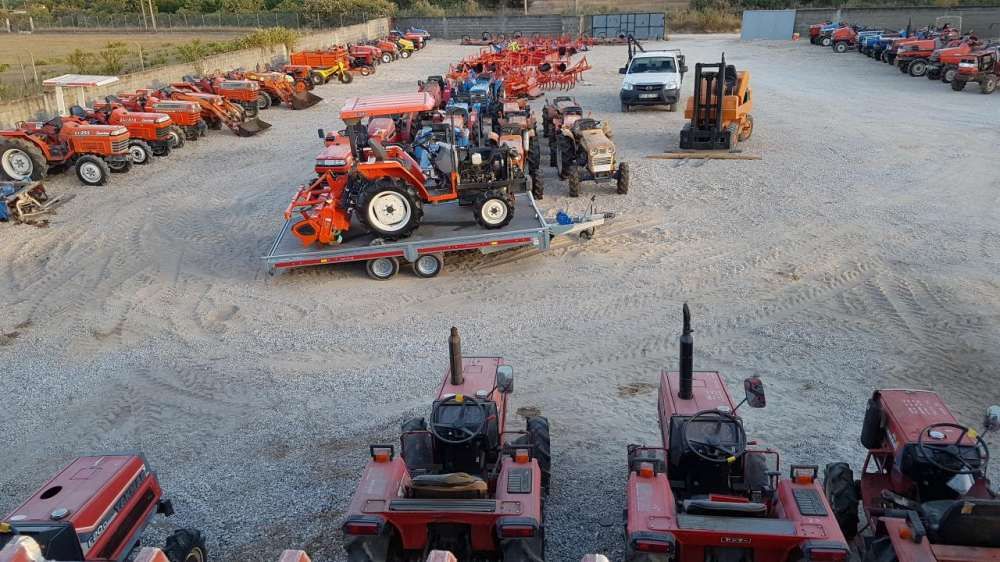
578;128;614;155
117;112;171;125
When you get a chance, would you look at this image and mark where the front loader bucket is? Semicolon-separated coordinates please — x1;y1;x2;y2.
236;116;272;136
291;91;323;110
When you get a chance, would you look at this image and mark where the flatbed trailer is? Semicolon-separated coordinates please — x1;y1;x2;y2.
263;193;613;279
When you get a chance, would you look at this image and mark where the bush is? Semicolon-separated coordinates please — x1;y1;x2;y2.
176;39;210;74
239;26;300;51
66;48;96;73
403;0;446;16
668;7;741;33
98;41;130;75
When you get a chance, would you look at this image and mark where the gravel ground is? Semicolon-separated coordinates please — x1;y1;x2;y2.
1;35;999;562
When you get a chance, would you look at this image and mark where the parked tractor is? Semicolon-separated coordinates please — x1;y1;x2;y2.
555;118;627;197
418;75;452;109
0;453;206;562
823;390;1000;561
1;181;71;224
897;38;960;77
624;304;851;562
177;77;265;117
110;93;196;146
348;44;381;75
927;36;982;82
72;102;175;164
951;46;999;93
342;328;549;562
494;100;543;199
229;70;322;110
0;117;131;186
680;54;753;151
155;86;270;137
274;64;315;92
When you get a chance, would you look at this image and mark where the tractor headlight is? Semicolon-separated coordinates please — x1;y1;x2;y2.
318;159;347;166
155;116;170;123
622;83;634;91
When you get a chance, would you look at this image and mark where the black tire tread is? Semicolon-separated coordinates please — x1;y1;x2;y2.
0;137;48;180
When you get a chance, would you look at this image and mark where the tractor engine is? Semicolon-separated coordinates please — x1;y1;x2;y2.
457;149;505;184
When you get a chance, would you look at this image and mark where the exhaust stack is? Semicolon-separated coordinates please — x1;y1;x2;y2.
449;327;463;385
678;303;693;400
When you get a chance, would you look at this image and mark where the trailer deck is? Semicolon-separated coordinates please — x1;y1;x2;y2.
263;193;612;278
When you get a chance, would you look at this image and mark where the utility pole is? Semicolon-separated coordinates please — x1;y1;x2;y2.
147;0;157;31
138;0;148;30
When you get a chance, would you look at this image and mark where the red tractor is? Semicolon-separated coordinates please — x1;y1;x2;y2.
823;390;1000;561
176;77;265;117
418;75;452;109
118;90;206;142
0;453;206;562
951;46;999;93
349;44;381;75
624;304;851;562
71;102;175;164
830;26;858;53
0;117;131;186
926;36;980;82
342;328;549;562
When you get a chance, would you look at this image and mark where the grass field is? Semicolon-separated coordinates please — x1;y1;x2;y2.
0;31;242;99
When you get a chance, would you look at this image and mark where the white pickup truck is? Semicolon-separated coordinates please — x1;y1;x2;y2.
619;49;687;113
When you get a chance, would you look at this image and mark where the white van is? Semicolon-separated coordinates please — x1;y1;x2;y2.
619;49;687;112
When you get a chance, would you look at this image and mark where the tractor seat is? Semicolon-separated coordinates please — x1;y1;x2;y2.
409;473;488;499
682;499;768;518
921;499;1000;547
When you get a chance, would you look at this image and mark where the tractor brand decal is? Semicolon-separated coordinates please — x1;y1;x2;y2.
721;536;751;544
79;466;148;553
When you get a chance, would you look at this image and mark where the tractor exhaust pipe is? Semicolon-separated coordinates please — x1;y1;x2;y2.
449;327;463;386
678;303;693;400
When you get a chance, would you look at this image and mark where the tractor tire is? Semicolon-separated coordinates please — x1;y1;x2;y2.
310;71;325;86
738;114;754;142
616;162;629;195
862;536;900;562
257;92;271;111
268;93;281;106
908;60;927;77
0;138;47;181
834;41;848;53
823;462;860;541
898;61;909;74
74;155;111;186
244;102;259;118
549;139;558;168
380;52;392;64
727;123;740;152
981;75;997;94
359;65;373;77
942;67;956;83
860;397;884;449
400;49;411;59
359;179;423;239
163;529;207;562
927;68;941;81
339;71;354;84
207;118;223;131
951;79;966;91
166;125;185;149
524;416;552;495
473;190;514;229
107;156;132;174
128;140;154;165
821;36;832;47
530;165;544;200
152;142;171;158
621;101;630;113
567;164;581;197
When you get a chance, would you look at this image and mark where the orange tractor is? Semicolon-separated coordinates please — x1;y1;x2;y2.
72;101;177;164
110;92;200;145
228;69;322;110
680;54;753;151
177;76;266;117
155;86;270;137
0;117;131;186
277;64;317;92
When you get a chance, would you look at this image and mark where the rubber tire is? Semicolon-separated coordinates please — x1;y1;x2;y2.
621;102;629;113
834;41;848;53
549;140;557;168
525;416;551;495
107;156;132;173
927;68;941;81
339;71;353;84
74;155;111;186
128;140;153;165
898;61;909;74
942;67;956;83
738;114;754;142
411;254;443;278
152;142;171;157
400;50;411;59
860;397;884;449
908;60;927;77
727;123;740;152
359;179;423;240
310;72;324;86
381;53;392;64
163;529;207;562
359;65;373;76
166;125;185;149
616;162;629;195
951;79;966;91
473;190;514;229
567;164;581;197
821;36;832;47
823;463;860;541
530;166;544;200
366;257;400;280
981;75;997;94
256;92;271;111
0;138;47;181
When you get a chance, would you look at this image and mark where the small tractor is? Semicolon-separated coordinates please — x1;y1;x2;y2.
418;75;452;109
155;87;270;137
395;36;417;58
276;64;316;90
390;28;427;50
951;46;999;93
554;117;627;197
680;54;753;151
229;70;322;110
342;328;549;562
624;304;851;562
823;390;1000;561
348;44;381;75
0;453;206;562
118;91;205;142
494;100;543;199
71;102;175;164
0;117;131;186
831;26;859;53
926;36;980;82
542;96;581;140
176;77;265;117
897;38;960;77
1;181;71;224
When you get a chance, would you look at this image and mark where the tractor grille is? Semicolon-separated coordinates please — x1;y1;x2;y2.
111;139;130;154
636;84;663;92
592;155;614;168
156;127;171;139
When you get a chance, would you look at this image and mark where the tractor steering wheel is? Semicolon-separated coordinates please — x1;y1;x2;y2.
428;394;488;445
916;422;990;475
682;409;748;464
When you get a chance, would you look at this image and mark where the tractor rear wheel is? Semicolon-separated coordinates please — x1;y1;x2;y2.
166;125;185;149
474;190;514;229
152;142;171;157
339;71;353;84
74;155;111;186
823;463;860;541
548;139;557;168
525;416;551;494
951;79;966;91
360;179;423;239
0;138;47;181
531;165;544;200
834;41;848;53
163;529;207;562
908;60;927;77
981;75;997;94
310;72;325;86
567;164;581;197
616;162;629;195
128;140;154;165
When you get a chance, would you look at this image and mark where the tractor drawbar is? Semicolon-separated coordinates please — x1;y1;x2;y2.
678;303;693;400
449;327;463;385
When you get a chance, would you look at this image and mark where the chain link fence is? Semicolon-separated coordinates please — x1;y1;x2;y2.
3;11;379;32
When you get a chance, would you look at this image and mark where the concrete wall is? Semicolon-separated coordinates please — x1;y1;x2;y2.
793;7;1000;36
394;15;582;39
0;18;388;128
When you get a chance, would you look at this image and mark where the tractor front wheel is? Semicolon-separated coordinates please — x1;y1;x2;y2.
400;49;411;59
163;529;207;562
616;162;629;195
908;60;927;77
951;79;966;92
74;155;111;186
567;164;581;197
380;52;392;64
821;36;832;47
107;156;132;174
823;463;860;541
981;75;997;94
310;71;325;86
0;139;47;181
360;179;423;239
339;71;353;84
834;41;848;53
166;125;185;149
942;67;956;83
474;190;514;229
128;140;154;165
359;65;373;76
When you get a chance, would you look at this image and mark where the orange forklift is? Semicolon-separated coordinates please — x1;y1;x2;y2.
680;54;753;151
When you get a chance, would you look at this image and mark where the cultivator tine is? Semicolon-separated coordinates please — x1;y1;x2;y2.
237;117;271;136
291;91;323;110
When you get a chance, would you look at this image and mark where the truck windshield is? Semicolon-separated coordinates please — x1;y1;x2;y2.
628;57;676;73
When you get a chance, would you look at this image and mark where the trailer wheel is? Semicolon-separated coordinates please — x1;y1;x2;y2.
366;257;399;280
981;75;997;94
567;164;581;197
616;162;629;195
128;140;154;165
163;529;207;562
412;254;443;278
474;190;514;229
834;41;848;53
360;179;423;239
908;60;927;77
951;79;966;92
823;463;860;541
0;139;47;181
166;125;185;149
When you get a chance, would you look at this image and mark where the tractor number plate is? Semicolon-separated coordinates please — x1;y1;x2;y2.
639;94;659;99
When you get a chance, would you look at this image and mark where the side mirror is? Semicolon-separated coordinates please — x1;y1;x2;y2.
317;128;325;139
986;405;1000;432
496;365;514;393
618;67;627;74
681;65;689;74
743;376;766;408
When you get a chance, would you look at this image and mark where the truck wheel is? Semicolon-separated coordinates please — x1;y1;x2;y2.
738;114;754;142
76;155;111;186
166;125;185;149
908;60;927;77
366;257;400;281
567;165;581;197
823;463;860;541
412;254;443;278
0;139;47;181
951;79;966;92
163;529;207;562
548;141;557;168
360;179;423;239
128;140;154;165
834;41;848;53
621;101;630;113
616;162;629;195
310;72;325;86
981;75;997;94
474;190;514;229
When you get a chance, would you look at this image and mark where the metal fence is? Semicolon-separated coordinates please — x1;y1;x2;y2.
4;11;379;32
590;13;665;40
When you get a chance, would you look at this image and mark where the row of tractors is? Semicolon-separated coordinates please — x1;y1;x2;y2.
3;313;999;562
281;37;627;251
809;20;1000;94
0;28;430;225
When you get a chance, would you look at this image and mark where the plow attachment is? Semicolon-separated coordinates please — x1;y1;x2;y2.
236;116;272;136
2;182;74;224
291;90;323;110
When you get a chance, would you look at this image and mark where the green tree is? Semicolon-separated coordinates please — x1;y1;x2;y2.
222;0;264;11
98;41;130;75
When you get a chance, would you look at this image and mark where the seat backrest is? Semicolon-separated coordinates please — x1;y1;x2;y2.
934;499;1000;547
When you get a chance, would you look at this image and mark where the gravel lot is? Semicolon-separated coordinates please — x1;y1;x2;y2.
2;35;998;562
